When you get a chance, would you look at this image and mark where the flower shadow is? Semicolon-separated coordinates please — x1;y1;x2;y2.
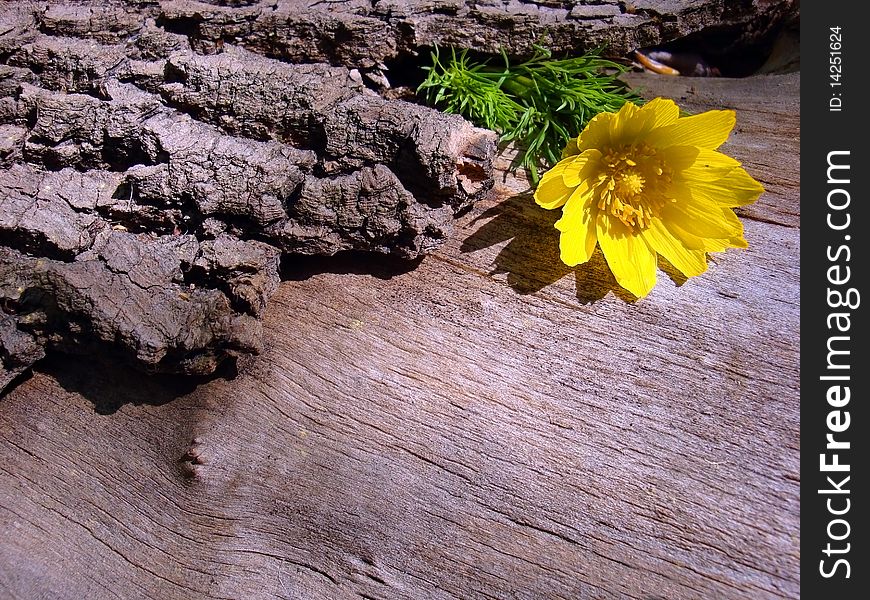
461;194;634;303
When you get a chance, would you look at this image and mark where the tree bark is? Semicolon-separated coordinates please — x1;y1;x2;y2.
1;0;504;385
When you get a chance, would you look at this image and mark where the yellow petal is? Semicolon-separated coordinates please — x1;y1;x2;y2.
642;218;708;278
680;150;765;207
693;168;764;207
645;109;736;150
576;99;679;153
576;111;615;152
678;147;740;173
596;214;657;297
535;159;575;210
561;136;580;159
562;149;601;187
555;185;597;266
657;145;701;172
726;233;749;249
665;183;745;239
609;101;640;142
622;98;681;142
659;217;707;250
665;209;748;252
640;97;681;124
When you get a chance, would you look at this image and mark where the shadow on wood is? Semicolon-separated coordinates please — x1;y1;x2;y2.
280;251;425;282
461;194;630;303
34;352;230;415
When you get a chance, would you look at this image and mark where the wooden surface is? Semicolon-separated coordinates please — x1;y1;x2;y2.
0;72;800;599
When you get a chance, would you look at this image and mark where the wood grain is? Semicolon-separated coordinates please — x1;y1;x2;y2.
0;72;800;599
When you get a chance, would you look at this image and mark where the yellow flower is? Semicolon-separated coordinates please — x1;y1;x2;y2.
534;97;764;298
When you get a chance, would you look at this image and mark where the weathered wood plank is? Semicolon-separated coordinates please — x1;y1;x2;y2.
0;72;799;599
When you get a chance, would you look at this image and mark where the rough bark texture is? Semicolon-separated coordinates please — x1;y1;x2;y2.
1;71;799;599
155;0;798;67
1;0;800;68
1;0;501;383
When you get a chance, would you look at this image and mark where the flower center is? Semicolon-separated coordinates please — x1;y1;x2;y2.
616;172;645;197
595;143;672;231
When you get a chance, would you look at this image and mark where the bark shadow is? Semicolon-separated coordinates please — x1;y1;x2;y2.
460;194;631;303
36;351;227;414
0;370;34;402
281;250;424;281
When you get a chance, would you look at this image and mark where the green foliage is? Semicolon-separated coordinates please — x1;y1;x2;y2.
418;45;642;185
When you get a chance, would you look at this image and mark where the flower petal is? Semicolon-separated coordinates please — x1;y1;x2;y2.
576;111;615;152
657;145;701;172
645;109;736;150
561;136;580;159
641;218;708;277
694;168;765;207
678;146;740;173
665;182;745;240
535;158;575;209
562;149;601;187
623;98;681;142
642;97;681;121
555;185;597;265
667;217;748;252
680;150;765;207
609;101;640;143
578;99;681;152
596;214;657;297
